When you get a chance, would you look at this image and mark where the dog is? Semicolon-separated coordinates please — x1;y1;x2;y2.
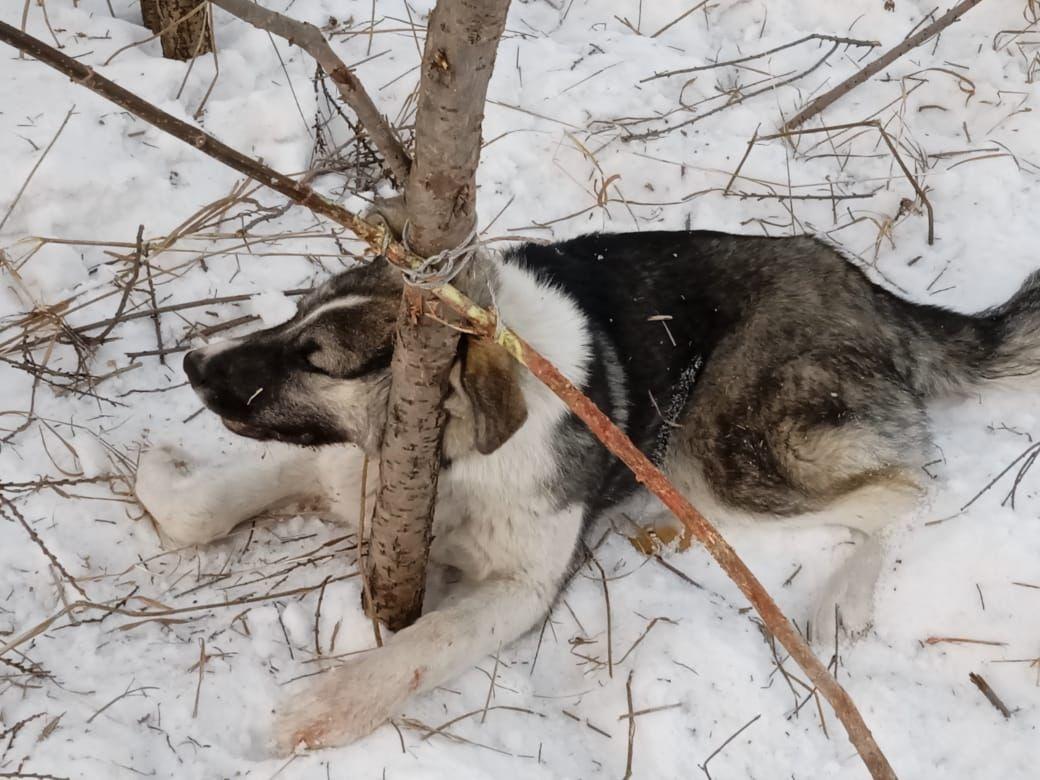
134;229;1040;753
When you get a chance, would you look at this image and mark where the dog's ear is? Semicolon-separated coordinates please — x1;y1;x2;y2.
363;195;408;239
450;337;527;455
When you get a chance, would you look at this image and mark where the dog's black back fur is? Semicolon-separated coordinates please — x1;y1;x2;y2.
507;231;1040;520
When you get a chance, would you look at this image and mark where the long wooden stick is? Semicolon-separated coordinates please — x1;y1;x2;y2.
0;21;897;779
209;0;411;184
783;0;986;130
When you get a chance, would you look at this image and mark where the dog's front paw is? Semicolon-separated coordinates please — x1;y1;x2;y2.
135;445;233;547
272;658;408;755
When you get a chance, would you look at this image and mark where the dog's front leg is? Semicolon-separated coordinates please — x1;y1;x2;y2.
273;573;559;753
135;441;325;547
272;503;582;752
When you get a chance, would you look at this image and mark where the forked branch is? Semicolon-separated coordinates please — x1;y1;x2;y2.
0;21;897;780
209;0;411;184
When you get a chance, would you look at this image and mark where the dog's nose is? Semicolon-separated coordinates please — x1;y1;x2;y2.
183;349;205;387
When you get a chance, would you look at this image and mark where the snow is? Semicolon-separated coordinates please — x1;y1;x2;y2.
1;1;1039;778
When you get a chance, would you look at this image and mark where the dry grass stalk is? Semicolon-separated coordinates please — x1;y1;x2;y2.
623;670;636;779
627;35;880;141
0;576;356;659
0;106;74;233
700;713;762;779
732;121;935;244
586;553;614;678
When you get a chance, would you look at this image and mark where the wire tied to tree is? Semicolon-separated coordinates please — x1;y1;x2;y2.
398;222;481;289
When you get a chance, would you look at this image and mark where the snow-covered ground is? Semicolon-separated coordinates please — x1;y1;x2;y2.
2;1;1039;777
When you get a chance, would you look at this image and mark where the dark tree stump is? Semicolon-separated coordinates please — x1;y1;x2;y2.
140;0;212;60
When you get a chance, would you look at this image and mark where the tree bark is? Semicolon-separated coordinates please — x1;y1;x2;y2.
140;0;212;61
366;0;511;631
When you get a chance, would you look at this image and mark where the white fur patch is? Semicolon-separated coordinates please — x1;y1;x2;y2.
292;295;371;331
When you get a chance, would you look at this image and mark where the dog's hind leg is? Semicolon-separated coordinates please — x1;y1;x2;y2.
135;441;332;547
682;350;930;643
769;396;927;644
803;475;922;646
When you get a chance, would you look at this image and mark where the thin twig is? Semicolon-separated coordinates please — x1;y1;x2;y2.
0;496;87;599
192;637;206;718
587;553;614;678
642;33;878;82
968;672;1012;718
480;647;502;724
649;1;710;39
784;0;987;130
700;713;762;779
623;670;636;779
87;683;158;724
92;225;146;345
0;576;356;658
141;239;165;364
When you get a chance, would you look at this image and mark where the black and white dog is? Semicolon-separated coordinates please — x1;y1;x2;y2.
135;229;1040;752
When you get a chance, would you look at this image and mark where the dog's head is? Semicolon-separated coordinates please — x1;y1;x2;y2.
183;260;527;457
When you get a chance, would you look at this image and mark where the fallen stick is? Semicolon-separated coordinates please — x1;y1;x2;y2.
783;0;986;131
0;21;898;780
968;672;1012;718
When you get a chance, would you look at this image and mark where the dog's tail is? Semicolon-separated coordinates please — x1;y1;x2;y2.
905;269;1040;397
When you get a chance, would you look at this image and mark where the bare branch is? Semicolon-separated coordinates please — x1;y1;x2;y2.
641;34;879;83
208;0;411;184
784;0;987;130
628;36;878;141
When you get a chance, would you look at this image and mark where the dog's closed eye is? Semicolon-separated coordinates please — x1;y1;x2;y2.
300;338;344;376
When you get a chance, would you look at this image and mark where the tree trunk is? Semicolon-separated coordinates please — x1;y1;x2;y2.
366;0;511;631
140;0;213;60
